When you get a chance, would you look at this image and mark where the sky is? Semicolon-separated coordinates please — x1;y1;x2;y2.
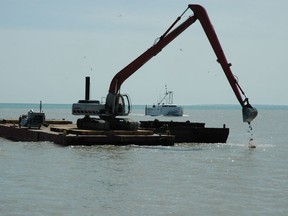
0;0;287;105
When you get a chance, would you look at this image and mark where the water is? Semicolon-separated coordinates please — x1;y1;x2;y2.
0;104;287;215
247;122;256;148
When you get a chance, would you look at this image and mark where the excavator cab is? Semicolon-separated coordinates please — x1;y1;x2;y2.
102;93;138;130
105;92;131;116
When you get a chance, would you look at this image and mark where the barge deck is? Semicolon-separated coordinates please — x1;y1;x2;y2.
0;120;174;146
0;119;229;146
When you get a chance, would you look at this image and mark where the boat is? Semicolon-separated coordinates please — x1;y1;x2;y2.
0;119;174;146
145;86;183;116
19;101;46;129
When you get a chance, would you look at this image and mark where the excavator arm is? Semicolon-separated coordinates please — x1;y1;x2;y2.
105;10;198;116
105;4;257;122
189;4;258;122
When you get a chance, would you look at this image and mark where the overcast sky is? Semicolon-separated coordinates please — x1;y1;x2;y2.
0;0;287;105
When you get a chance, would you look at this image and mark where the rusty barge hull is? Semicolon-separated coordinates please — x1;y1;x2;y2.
0;121;174;146
0;119;229;145
140;120;229;143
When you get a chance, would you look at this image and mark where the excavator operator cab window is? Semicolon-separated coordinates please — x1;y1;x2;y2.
117;95;124;114
114;94;131;116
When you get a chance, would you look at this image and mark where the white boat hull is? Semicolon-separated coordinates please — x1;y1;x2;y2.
145;105;183;116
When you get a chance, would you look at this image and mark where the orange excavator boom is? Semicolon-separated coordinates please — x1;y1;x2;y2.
105;4;257;122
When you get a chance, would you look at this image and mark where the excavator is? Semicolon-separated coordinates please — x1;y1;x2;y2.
72;4;258;130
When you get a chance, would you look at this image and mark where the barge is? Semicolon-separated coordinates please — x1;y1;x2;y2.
0;119;174;146
140;120;229;143
0;118;229;146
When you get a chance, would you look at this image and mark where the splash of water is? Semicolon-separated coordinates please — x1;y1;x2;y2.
247;122;256;148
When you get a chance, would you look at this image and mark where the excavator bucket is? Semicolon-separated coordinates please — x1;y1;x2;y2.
242;106;258;123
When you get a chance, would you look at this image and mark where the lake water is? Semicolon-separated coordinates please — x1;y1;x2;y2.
0;104;287;215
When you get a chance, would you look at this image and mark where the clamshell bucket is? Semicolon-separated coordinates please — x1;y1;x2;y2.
242;106;258;123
